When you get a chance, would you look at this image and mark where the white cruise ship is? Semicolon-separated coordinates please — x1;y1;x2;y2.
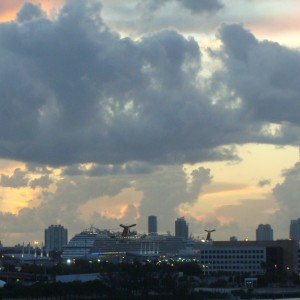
62;227;188;261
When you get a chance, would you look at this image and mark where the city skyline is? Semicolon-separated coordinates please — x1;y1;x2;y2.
0;0;299;245
0;217;295;247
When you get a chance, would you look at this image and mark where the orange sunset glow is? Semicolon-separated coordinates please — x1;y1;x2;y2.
0;0;64;22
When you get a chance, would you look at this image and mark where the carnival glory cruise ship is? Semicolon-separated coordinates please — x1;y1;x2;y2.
62;225;188;261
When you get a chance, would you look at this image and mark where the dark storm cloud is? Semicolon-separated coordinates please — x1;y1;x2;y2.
0;1;299;168
216;24;300;133
0;0;243;166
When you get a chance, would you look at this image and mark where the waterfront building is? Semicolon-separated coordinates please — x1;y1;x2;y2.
194;239;297;275
199;245;266;275
256;224;273;241
148;215;157;234
290;218;300;241
175;217;188;239
297;244;300;274
45;224;68;252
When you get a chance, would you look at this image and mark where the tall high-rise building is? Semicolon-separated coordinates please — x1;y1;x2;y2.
148;215;157;234
256;224;273;241
175;217;189;239
45;224;68;252
290;219;300;241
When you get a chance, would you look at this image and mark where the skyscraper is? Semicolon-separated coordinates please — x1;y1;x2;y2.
148;215;157;234
290;219;300;241
175;217;188;239
45;224;68;252
256;224;273;241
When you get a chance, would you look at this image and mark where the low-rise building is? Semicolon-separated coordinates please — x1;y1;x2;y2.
194;239;297;275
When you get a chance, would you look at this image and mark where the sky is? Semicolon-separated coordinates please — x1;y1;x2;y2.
0;0;300;246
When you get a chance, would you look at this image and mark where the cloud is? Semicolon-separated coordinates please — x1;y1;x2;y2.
258;179;271;187
215;23;300;135
138;0;223;14
212;197;278;240
0;168;28;188
29;175;52;189
63;162;158;177
177;0;223;13
0;166;52;189
255;163;300;238
272;163;300;217
46;164;212;237
136;165;212;232
0;168;134;243
0;0;246;166
0;1;299;168
17;2;45;22
0;163;214;244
